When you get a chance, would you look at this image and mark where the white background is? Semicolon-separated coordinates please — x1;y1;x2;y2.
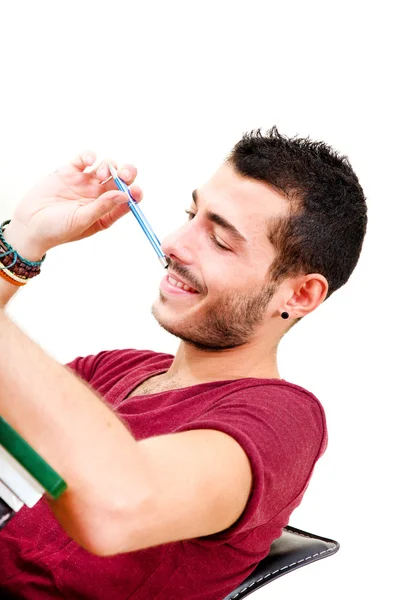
1;1;399;597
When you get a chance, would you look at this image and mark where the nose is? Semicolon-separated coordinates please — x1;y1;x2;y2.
161;224;196;266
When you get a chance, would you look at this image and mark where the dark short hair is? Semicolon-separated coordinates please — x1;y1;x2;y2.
227;127;367;299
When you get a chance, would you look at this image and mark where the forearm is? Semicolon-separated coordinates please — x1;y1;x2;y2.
0;277;20;309
0;309;152;552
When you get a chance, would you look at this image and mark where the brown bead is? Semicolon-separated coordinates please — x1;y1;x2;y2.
0;238;42;279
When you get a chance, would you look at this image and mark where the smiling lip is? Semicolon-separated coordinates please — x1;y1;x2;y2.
160;273;200;296
167;271;199;293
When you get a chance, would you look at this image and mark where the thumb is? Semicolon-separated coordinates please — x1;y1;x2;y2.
74;190;131;228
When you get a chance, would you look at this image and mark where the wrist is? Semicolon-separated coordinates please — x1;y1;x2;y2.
2;221;47;262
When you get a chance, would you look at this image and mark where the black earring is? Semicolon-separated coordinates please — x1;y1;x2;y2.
281;311;289;319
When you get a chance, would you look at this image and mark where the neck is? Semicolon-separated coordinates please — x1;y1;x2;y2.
166;334;280;386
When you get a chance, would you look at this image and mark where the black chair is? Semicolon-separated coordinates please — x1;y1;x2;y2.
224;525;339;599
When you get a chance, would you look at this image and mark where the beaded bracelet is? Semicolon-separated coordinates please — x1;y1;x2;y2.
0;220;46;287
0;264;28;287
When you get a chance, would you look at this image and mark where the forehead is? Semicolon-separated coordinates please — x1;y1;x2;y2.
197;163;288;239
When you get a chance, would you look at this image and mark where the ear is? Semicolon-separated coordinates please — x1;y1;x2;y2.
285;274;328;318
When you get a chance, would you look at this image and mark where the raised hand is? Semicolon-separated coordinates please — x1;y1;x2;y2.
3;151;143;260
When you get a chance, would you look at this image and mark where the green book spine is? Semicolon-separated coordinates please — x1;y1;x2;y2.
0;417;67;499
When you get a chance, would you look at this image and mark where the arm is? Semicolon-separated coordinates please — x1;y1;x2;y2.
0;275;19;309
0;307;153;552
0;308;252;555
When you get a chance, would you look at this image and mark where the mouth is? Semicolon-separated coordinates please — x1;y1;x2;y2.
160;271;200;296
166;271;199;293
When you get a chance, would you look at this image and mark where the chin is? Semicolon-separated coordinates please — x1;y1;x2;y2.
151;295;251;351
152;294;190;333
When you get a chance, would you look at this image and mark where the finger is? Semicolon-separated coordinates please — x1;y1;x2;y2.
127;184;143;202
74;190;127;229
69;151;96;172
68;202;132;241
117;164;138;186
96;202;132;231
97;167;143;201
74;186;143;229
95;159;118;183
108;184;142;203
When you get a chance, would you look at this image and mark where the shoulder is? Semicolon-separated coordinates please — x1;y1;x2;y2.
246;379;326;431
205;378;325;429
197;378;328;462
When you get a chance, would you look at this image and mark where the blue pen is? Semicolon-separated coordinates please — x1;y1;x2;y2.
108;164;168;268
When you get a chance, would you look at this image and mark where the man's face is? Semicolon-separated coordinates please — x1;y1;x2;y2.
152;163;288;350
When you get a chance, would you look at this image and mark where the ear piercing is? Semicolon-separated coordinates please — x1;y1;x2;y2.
281;312;289;319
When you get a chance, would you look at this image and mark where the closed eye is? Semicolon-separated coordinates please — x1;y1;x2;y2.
210;235;231;251
185;209;231;251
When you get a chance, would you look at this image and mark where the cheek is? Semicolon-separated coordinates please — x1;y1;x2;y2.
204;256;269;298
204;262;247;295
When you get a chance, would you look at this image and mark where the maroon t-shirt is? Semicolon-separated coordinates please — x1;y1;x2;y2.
0;349;327;599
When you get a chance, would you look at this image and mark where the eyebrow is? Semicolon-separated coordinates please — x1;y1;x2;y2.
192;190;247;245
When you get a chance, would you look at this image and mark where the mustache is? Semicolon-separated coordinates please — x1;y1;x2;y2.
166;258;205;294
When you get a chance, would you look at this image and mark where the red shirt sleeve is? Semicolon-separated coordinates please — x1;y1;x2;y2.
174;382;327;542
65;350;119;382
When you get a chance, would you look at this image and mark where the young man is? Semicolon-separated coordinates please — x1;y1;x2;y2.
0;128;367;599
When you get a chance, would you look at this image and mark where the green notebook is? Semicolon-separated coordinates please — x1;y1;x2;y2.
0;417;67;500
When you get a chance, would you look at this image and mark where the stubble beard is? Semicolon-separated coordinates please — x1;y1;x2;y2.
151;282;276;352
